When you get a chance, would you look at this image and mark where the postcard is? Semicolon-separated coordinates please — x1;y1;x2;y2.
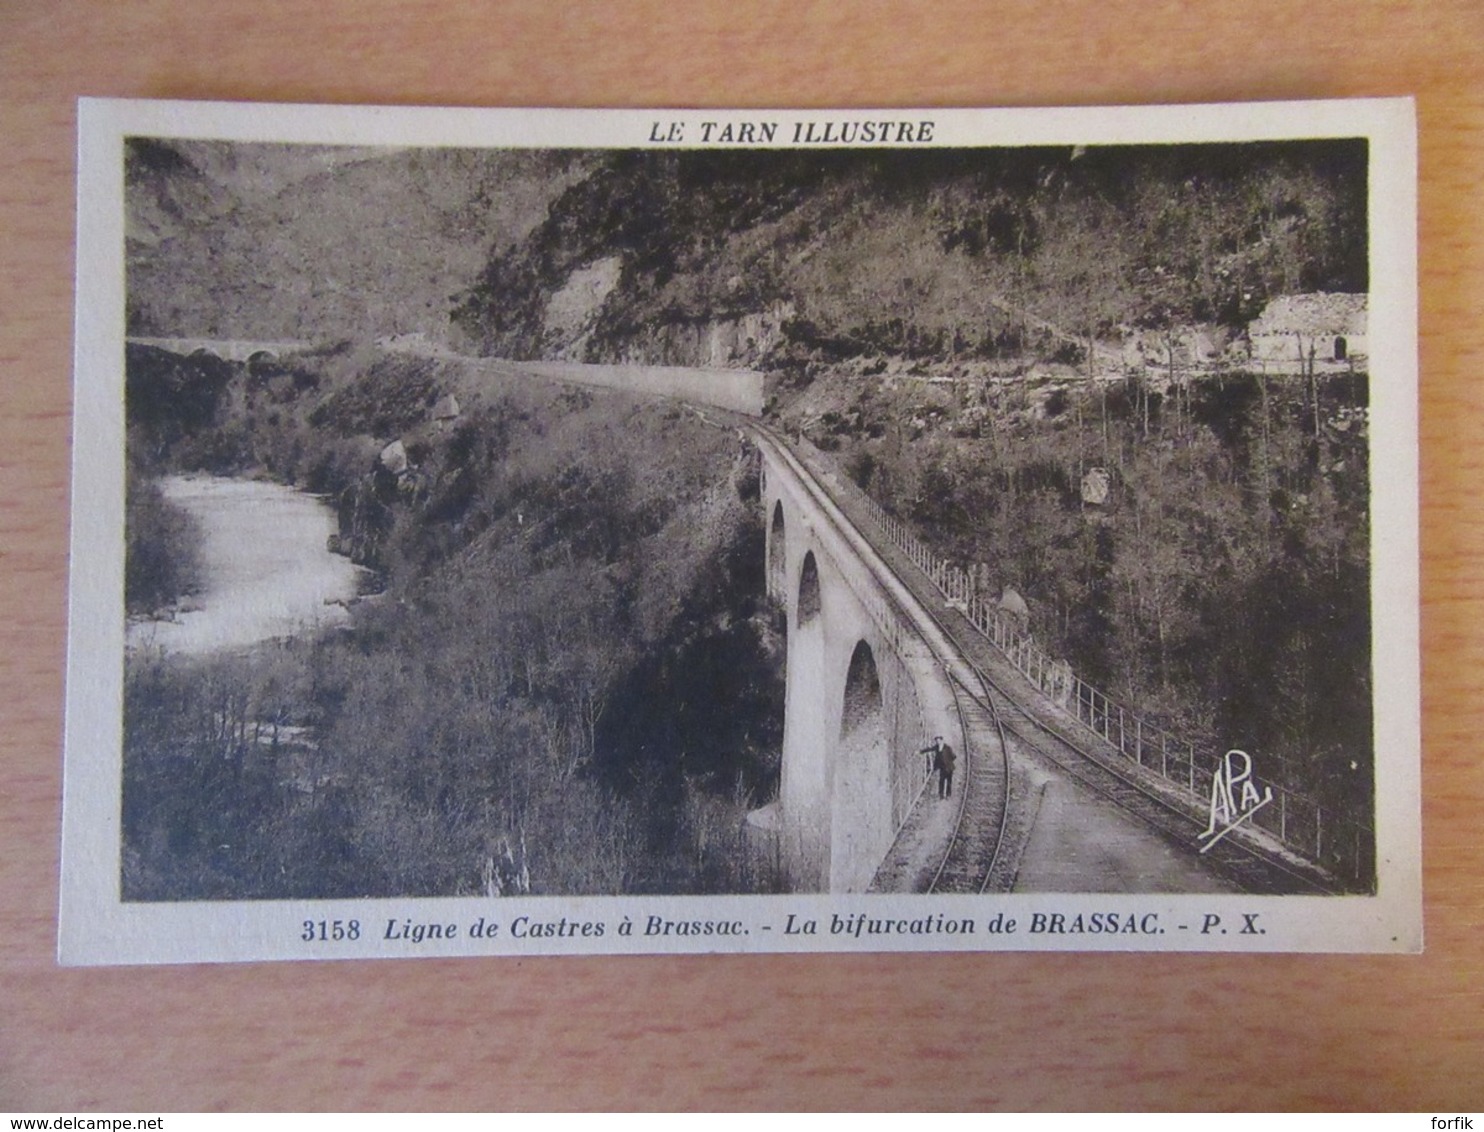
60;97;1420;964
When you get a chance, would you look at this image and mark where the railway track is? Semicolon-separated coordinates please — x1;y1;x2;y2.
926;672;1011;894
753;423;997;894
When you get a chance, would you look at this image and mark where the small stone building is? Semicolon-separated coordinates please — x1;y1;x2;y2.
1247;293;1368;366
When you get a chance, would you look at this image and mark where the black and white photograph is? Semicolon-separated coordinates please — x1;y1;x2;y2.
60;99;1420;963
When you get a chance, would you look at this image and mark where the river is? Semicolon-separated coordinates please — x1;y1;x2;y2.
126;475;369;656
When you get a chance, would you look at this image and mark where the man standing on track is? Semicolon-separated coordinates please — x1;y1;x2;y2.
919;736;957;799
935;739;956;799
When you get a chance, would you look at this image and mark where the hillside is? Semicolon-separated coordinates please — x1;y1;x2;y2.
451;142;1368;372
121;136;1376;893
126;139;590;342
123;342;784;899
128;138;1367;375
441;143;1375;844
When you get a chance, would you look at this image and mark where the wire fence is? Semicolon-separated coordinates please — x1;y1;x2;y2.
836;464;1374;889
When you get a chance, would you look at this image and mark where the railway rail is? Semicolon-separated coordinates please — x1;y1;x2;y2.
925;671;1012;894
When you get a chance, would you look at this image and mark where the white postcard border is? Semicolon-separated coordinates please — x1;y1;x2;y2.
61;97;1421;965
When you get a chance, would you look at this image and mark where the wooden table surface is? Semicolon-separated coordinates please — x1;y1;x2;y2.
3;0;1481;1112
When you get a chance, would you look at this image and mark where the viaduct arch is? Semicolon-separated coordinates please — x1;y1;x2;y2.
760;439;963;892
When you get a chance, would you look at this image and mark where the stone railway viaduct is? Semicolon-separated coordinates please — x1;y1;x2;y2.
752;420;1336;897
757;428;965;892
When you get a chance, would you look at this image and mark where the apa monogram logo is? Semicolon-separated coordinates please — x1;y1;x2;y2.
1198;749;1274;853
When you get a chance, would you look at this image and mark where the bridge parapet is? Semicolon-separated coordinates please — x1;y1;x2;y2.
126;337;311;364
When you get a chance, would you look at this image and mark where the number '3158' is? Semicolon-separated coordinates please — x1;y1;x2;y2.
302;919;361;942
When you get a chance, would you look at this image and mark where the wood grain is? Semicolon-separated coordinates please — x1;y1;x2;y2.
2;0;1481;1111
